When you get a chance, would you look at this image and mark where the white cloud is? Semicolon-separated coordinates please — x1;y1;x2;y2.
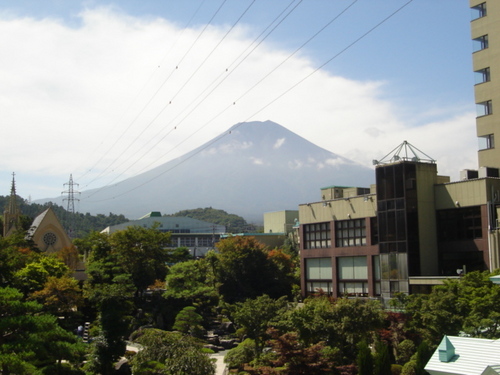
273;137;285;149
325;158;349;168
0;7;478;199
250;157;264;165
288;160;304;170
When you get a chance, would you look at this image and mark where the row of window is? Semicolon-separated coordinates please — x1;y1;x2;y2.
305;255;407;297
472;3;493;152
304;206;484;250
303;219;367;249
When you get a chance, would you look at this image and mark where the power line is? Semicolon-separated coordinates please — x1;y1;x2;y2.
82;0;414;202
83;0;305;195
78;0;229;188
76;0;209;184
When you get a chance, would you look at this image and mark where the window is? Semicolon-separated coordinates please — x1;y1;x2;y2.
306;258;333;294
338;256;368;296
479;134;494;150
306;258;332;280
474;67;490;84
380;253;408;280
338;256;367;279
471;3;487;20
306;281;333;295
476;100;492;117
304;222;331;249
473;35;488;52
179;236;196;247
335;219;366;247
437;207;483;241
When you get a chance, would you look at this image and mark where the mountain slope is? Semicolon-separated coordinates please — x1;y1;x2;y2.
41;121;374;222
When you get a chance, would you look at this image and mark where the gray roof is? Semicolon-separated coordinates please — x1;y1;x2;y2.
425;336;500;375
26;207;50;237
103;215;226;235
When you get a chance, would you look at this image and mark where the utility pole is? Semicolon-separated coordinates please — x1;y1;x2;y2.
62;174;80;238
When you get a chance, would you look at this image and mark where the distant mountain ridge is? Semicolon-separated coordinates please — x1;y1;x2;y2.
38;121;374;222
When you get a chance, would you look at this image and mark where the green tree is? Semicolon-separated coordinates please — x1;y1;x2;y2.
230;295;288;358
164;259;218;322
84;282;135;375
83;232;135;375
169;207;255;233
0;234;38;287
374;341;391;375
172;306;204;337
357;340;373;375
224;339;256;370
130;328;215;375
0;287;85;374
212;236;294;303
13;256;70;294
109;225;171;296
29;275;83;329
405;271;500;342
278;296;384;364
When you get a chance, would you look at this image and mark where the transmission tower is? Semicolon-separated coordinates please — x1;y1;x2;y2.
62;174;80;237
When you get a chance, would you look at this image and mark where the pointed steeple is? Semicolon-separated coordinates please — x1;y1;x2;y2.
3;172;21;237
438;335;456;362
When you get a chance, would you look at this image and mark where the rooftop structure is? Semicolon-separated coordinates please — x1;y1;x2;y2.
425;335;500;375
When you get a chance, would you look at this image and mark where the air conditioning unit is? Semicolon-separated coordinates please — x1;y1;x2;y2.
478;167;500;178
460;169;478;180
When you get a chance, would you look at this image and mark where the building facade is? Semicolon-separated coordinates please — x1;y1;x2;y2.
299;142;500;302
298;2;500;302
471;1;500;168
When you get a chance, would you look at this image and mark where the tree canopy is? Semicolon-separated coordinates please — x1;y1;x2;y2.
169;207;257;233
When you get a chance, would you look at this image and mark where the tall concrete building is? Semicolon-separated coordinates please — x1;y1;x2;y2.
471;1;500;168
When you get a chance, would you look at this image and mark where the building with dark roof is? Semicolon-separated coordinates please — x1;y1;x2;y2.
102;212;226;257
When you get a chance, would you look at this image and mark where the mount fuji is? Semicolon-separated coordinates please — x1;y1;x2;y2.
40;121;374;222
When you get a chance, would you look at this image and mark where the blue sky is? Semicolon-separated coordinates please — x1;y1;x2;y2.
0;0;477;203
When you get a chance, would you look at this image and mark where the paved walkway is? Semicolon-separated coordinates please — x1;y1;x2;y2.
210;350;227;375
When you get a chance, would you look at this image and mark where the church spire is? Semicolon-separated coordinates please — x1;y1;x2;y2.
3;172;21;237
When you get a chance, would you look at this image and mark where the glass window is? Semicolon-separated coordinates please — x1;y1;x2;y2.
380;253;408;280
473;35;488;52
306;258;332;280
307;281;332;295
476;100;492;116
338;281;368;297
479;134;495;150
475;67;490;84
335;219;366;247
304;222;331;249
471;3;487;20
338;256;368;280
437;207;483;240
373;255;381;280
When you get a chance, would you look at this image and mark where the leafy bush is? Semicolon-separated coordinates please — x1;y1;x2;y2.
224;339;256;370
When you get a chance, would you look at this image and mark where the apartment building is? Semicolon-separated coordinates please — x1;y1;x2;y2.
471;1;500;168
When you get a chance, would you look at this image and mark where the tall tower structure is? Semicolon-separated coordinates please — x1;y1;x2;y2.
62;174;80;238
470;1;500;169
3;173;21;237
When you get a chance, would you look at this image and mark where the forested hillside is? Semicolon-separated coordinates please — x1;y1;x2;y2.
169;207;260;233
0;195;128;238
